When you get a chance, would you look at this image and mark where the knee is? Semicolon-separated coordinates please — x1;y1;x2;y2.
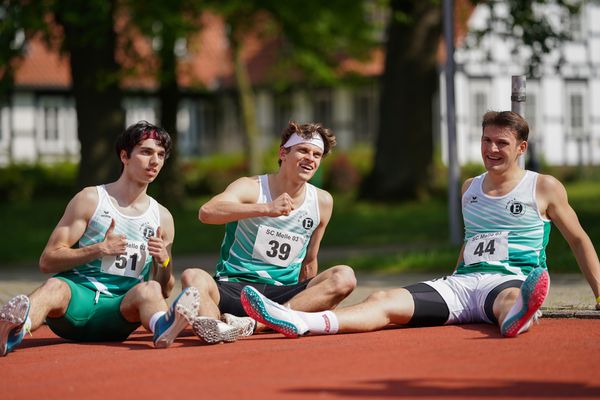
181;268;213;291
132;280;163;301
329;265;357;296
366;290;390;303
38;278;71;302
43;277;69;292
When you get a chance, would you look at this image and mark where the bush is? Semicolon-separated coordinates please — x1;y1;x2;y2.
181;154;248;196
323;153;361;193
0;163;77;202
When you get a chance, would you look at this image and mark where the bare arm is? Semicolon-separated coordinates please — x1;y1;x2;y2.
299;189;333;282
39;187;127;274
199;176;294;224
149;205;176;298
539;175;600;309
451;178;472;273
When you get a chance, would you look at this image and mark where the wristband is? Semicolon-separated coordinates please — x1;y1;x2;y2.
596;295;600;303
161;257;170;268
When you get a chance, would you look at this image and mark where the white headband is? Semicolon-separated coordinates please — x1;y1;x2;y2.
283;133;325;152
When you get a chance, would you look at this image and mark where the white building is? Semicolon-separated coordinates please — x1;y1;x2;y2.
1;2;599;167
443;1;600;167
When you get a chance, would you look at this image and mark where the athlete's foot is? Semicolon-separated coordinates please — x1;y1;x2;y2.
192;316;243;344
221;313;256;337
153;287;200;348
241;286;308;338
501;268;550;338
0;295;30;356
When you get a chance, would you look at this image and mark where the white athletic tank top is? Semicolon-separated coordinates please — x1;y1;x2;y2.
215;175;321;285
456;170;551;276
56;185;161;296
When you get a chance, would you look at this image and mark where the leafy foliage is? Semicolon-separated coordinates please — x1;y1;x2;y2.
465;0;583;76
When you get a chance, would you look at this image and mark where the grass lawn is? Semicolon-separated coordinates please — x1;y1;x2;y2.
1;180;598;274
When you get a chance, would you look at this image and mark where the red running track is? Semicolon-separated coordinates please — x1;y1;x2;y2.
1;319;599;400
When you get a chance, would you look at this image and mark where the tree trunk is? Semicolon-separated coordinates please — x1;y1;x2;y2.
361;0;442;201
231;36;261;176
155;27;184;207
56;0;124;188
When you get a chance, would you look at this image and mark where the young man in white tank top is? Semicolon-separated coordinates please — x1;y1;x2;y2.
181;121;357;343
240;111;600;339
1;121;200;356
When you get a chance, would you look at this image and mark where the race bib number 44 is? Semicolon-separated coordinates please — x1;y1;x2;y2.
252;225;305;267
101;240;147;278
463;231;509;265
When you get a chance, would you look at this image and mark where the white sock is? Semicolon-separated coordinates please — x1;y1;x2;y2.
149;311;166;333
295;310;339;335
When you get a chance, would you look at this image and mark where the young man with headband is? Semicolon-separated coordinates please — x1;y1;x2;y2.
181;121;356;343
241;111;600;338
0;121;199;356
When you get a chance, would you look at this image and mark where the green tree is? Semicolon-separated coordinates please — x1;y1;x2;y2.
362;0;582;201
124;0;205;206
1;0;125;187
209;0;375;175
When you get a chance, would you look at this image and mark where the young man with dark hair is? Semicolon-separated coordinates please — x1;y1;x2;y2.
241;111;600;338
0;121;199;356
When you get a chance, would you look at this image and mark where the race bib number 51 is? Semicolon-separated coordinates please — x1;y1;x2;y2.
463;231;509;265
101;240;147;278
252;225;305;267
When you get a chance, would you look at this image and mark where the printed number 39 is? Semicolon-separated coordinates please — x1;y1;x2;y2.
266;240;291;261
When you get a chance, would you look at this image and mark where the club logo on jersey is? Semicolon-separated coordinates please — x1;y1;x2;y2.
140;224;155;239
506;199;526;217
302;218;314;230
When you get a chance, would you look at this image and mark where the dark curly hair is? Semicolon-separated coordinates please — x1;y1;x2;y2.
115;121;172;171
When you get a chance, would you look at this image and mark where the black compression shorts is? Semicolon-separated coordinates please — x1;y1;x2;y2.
404;282;450;327
216;278;311;316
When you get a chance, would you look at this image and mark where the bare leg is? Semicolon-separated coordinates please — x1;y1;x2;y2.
288;265;356;311
28;278;71;331
493;287;520;327
240;285;416;337
335;288;415;333
120;281;169;330
180;268;221;319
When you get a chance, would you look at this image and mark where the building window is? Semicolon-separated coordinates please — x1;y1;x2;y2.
312;90;333;129
273;93;293;139
569;93;584;137
196;100;218;155
43;105;60;142
353;87;377;142
565;81;589;166
568;11;583;42
470;91;488;140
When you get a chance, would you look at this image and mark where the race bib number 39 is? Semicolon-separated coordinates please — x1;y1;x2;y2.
101;240;147;278
252;225;305;267
463;231;509;265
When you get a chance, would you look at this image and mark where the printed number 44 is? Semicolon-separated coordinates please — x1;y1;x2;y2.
473;239;495;257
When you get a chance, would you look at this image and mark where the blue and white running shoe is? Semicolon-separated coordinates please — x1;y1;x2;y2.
0;295;30;356
153;287;199;348
501;268;550;338
241;286;308;338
